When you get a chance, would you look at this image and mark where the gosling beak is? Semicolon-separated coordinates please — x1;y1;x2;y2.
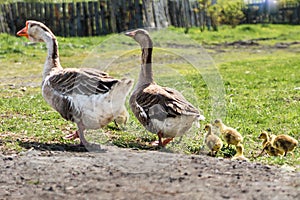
258;135;262;139
17;26;29;38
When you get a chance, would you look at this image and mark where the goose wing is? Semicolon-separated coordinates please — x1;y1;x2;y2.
48;68;119;95
136;84;200;120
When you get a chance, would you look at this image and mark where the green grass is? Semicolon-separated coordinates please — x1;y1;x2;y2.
170;24;300;45
0;25;299;170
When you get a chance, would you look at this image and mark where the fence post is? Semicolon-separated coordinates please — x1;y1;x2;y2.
76;2;83;36
109;0;118;32
142;0;155;28
62;2;68;37
68;3;75;36
94;1;100;35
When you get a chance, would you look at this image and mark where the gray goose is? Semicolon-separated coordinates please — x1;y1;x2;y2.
125;29;205;147
17;20;133;148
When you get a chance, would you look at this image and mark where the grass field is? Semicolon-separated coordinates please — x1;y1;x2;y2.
0;24;299;170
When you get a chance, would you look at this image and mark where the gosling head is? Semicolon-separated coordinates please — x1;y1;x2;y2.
204;124;212;132
213;119;223;127
258;131;269;140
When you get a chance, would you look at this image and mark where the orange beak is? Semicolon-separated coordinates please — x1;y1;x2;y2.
17;22;29;38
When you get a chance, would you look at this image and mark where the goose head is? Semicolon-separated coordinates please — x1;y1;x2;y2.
17;20;55;42
125;29;152;48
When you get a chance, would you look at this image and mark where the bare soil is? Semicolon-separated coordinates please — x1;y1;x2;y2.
0;144;299;200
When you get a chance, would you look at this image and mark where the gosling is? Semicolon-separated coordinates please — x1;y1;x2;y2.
232;143;249;161
204;124;223;156
213;119;243;148
273;134;298;157
256;141;284;157
258;131;276;148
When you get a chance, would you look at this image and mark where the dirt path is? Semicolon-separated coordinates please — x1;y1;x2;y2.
1;145;299;199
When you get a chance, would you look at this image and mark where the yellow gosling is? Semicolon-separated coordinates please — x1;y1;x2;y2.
258;131;276;148
256;141;285;158
232;144;249;161
273;134;298;157
213;119;243;148
204;124;223;156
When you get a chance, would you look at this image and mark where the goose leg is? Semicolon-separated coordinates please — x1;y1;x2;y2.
152;132;173;147
162;138;174;146
77;122;88;146
76;121;103;151
151;131;164;146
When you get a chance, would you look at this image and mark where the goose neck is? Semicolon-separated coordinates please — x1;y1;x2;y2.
135;47;154;89
43;34;62;80
219;123;226;133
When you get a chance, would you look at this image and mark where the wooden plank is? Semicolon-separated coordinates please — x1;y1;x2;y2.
134;0;143;28
142;0;155;28
68;3;75;37
44;3;50;26
100;0;108;34
25;2;31;20
88;2;95;36
76;2;83;36
35;2;41;21
54;3;61;36
10;3;17;34
39;2;44;22
177;0;183;27
169;0;176;26
128;0;135;29
39;2;44;21
153;0;169;28
0;4;6;33
82;1;89;36
182;0;190;28
94;1;100;35
62;2;68;37
122;0;127;31
49;3;54;32
0;5;3;33
194;0;200;27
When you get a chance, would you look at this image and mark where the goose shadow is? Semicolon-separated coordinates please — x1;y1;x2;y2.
17;140;176;153
17;141;106;153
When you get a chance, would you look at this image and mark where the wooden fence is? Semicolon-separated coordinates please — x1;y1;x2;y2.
0;0;209;36
1;0;300;37
0;0;145;36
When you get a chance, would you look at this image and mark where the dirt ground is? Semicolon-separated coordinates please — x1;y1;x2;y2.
0;144;299;200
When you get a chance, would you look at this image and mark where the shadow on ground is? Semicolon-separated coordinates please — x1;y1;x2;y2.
18;141;89;152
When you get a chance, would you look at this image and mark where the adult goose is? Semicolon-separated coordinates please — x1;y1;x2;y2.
17;20;133;148
125;29;205;147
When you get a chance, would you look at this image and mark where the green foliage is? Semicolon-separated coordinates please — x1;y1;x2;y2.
278;0;300;6
217;0;246;28
170;24;300;45
198;0;246;31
